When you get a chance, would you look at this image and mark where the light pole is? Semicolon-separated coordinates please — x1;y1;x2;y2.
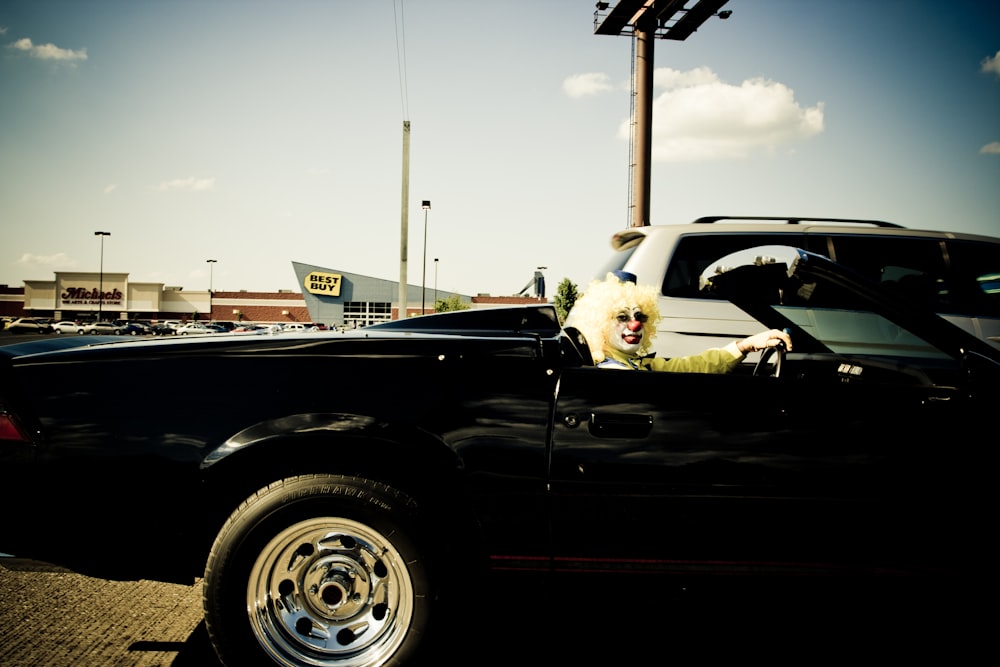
207;259;217;322
434;258;439;312
421;200;431;314
206;259;217;293
94;231;110;320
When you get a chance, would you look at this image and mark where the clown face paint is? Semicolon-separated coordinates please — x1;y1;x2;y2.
607;307;648;355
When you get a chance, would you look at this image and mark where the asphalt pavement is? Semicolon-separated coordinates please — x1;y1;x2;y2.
0;557;214;667
0;556;983;666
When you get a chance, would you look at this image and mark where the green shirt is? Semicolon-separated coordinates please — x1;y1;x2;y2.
598;341;744;374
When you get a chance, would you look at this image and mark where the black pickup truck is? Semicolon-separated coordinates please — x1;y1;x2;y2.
1;246;994;667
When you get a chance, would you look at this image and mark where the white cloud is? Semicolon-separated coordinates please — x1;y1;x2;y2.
653;66;720;89
8;37;87;63
979;141;1000;155
103;184;118;194
618;67;824;162
981;50;1000;77
562;72;616;98
16;252;78;270
156;177;216;192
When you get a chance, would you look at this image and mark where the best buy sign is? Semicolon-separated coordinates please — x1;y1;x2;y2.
304;272;342;296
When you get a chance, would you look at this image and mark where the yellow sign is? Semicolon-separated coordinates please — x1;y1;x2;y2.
304;272;342;296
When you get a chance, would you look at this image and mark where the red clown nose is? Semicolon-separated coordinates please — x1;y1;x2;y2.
627;319;642;332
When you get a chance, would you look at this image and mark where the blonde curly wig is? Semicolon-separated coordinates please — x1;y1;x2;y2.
570;273;661;364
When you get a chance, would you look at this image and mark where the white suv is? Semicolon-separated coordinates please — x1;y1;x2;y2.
576;217;1000;358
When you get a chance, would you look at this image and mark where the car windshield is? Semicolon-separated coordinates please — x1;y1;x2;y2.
773;305;948;358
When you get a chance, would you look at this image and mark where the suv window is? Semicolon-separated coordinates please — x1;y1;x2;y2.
595;244;639;280
828;235;1000;318
827;235;949;312
663;233;809;299
944;239;1000;317
660;230;1000;319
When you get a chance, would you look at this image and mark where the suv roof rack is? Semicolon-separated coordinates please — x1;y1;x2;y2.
692;216;904;228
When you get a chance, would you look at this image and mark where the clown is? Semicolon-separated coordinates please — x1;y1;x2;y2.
570;270;792;372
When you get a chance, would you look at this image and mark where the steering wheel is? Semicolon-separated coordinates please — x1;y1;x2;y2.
753;343;786;378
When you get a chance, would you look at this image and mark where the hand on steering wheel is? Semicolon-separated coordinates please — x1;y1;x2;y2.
738;329;792;355
753;342;786;377
741;328;791;378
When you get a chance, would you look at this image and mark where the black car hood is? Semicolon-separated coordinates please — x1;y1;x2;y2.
698;245;1000;363
0;306;563;363
368;304;561;338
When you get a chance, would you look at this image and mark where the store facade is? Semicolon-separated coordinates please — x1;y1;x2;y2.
26;271;214;322
4;262;494;328
3;262;543;327
291;261;473;328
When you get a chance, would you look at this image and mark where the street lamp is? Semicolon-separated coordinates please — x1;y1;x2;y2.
434;258;439;311
207;259;217;322
421;200;431;314
94;231;110;320
206;259;217;293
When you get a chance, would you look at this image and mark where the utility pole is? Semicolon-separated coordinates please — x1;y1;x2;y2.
399;121;410;319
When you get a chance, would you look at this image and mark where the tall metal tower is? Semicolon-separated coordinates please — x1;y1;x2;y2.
594;1;731;228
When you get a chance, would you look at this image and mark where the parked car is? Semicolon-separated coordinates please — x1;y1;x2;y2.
51;320;86;335
0;246;993;667
175;322;219;335
82;320;123;335
239;323;284;334
576;217;1000;357
113;320;150;336
4;318;53;334
231;323;266;333
148;322;176;336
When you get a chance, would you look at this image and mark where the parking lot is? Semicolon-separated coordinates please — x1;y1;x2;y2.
0;557;213;667
0;553;983;666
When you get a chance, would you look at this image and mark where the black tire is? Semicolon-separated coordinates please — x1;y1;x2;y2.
203;475;432;667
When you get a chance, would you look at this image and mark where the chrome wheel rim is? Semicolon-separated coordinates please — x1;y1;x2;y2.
248;517;414;667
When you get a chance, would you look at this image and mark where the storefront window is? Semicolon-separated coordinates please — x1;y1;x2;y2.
343;301;391;328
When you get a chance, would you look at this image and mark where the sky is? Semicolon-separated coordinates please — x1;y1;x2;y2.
1;0;998;300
